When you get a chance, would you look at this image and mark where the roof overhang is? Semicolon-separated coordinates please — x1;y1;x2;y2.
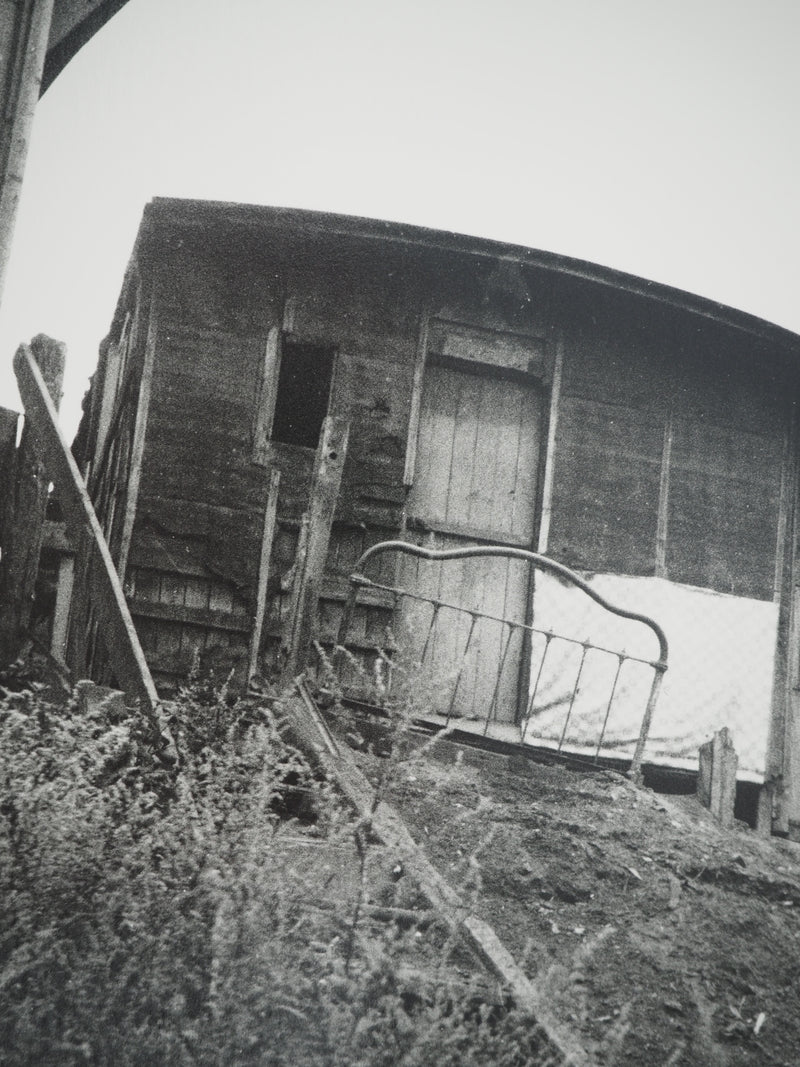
136;196;800;356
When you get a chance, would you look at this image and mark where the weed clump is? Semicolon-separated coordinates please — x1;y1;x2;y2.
0;676;553;1065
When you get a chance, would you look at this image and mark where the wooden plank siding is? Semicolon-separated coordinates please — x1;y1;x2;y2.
548;284;791;602
67;202;800;841
548;287;672;577
550;396;664;574
126;525;399;687
665;340;787;600
109;235;428;686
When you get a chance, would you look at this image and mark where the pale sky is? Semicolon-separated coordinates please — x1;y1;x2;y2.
1;0;799;436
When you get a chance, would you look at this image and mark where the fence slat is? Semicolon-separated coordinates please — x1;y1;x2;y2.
13;342;161;719
0;337;64;663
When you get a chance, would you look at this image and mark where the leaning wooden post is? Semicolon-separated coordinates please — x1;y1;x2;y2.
283;416;349;680
0;334;65;664
13;342;175;762
248;467;281;682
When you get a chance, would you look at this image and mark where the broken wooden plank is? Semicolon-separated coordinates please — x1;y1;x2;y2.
0;336;65;664
284;416;350;678
248;467;281;682
12;342;165;729
129;599;252;633
284;682;587;1065
697;726;738;829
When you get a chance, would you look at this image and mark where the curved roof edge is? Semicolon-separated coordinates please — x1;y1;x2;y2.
136;196;800;353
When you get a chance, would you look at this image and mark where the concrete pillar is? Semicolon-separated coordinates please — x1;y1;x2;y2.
0;0;55;304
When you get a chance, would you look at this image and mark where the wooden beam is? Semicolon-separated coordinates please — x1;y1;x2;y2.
535;333;563;554
116;290;157;583
0;406;19;559
92;334;124;469
654;404;673;577
87;339;140;495
0;336;64;663
403;309;430;488
286;684;587;1066
756;784;774;839
773;394;796;601
284;513;309;654
248;467;280;681
12;342;166;733
65;527;91;676
130;599;252;634
284;416;350;678
770;394;799;834
50;553;74;662
252;325;281;465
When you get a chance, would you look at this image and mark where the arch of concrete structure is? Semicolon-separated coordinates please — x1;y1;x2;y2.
43;0;132;92
0;0;132;305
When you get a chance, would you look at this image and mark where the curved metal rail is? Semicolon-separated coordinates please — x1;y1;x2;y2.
336;541;668;778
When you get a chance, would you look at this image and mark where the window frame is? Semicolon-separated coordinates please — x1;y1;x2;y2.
252;326;338;463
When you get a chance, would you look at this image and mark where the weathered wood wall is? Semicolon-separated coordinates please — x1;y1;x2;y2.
103;229;555;686
74;209;798;699
549;281;790;601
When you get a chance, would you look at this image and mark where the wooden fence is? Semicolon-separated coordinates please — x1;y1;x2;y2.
0;335;65;666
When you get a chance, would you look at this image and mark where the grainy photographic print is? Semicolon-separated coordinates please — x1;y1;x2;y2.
1;2;799;1063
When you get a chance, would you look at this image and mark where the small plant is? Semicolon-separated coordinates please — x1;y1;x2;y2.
0;669;555;1065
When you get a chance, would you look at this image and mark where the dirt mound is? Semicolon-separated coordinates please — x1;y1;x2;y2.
362;738;800;1066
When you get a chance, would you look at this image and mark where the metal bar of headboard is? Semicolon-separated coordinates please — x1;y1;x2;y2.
336;540;669;779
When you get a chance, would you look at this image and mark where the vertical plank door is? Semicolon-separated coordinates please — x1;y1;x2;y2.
402;359;544;722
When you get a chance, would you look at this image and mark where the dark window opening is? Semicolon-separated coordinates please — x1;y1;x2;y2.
271;339;335;448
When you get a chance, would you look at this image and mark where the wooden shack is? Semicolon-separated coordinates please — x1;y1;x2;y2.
71;197;800;833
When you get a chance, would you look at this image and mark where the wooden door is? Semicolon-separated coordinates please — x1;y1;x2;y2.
401;358;544;722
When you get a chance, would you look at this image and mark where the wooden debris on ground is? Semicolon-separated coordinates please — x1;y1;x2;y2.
283;678;589;1066
697;726;738;829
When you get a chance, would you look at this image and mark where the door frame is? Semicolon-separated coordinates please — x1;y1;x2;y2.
401;316;562;722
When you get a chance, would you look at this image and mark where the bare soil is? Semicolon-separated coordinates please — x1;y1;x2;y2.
353;732;800;1066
